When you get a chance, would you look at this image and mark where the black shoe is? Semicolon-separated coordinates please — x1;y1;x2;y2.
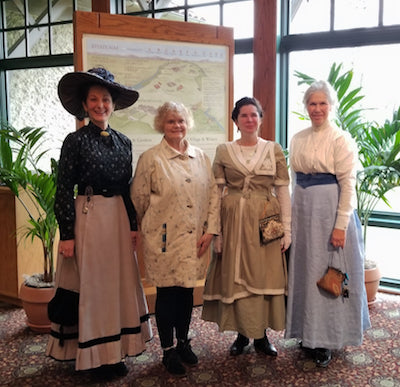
92;362;128;380
299;341;315;358
314;348;332;367
254;335;278;357
92;365;115;381
176;339;198;365
162;348;186;376
230;333;250;356
112;362;129;376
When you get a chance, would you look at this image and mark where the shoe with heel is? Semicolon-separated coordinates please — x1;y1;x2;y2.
254;333;278;357
230;333;250;356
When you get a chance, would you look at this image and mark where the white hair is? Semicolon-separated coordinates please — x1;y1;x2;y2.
303;80;337;108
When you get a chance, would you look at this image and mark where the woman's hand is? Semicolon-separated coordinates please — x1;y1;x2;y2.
197;233;214;257
59;239;75;258
330;228;346;248
213;235;223;254
280;234;291;253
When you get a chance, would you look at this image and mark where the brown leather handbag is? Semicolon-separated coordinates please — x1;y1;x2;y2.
316;266;346;297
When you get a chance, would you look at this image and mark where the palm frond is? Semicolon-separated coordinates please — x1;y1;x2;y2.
0;123;58;284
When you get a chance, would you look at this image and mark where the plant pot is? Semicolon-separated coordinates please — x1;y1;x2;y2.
19;283;55;333
364;266;381;307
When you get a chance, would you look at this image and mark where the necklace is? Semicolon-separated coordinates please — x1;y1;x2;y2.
238;140;258;164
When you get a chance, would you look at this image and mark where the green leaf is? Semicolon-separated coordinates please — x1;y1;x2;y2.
0;123;59;283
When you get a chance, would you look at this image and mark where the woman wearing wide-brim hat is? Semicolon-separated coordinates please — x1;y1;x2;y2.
46;67;152;379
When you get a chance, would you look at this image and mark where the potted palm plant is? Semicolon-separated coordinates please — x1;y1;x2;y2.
354;106;400;303
294;63;400;303
0;122;58;331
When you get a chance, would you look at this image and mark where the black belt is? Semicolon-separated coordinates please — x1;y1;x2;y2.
77;185;126;197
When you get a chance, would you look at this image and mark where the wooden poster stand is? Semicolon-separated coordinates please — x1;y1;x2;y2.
73;11;234;313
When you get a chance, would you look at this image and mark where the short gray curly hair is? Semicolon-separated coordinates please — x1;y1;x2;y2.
154;101;194;133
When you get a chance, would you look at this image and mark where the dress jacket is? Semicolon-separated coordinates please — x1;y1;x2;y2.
55;121;137;240
203;139;290;303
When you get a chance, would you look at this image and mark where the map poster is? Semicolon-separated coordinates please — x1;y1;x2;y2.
82;34;230;167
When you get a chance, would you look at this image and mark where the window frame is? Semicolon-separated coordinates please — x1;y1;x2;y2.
278;0;400;285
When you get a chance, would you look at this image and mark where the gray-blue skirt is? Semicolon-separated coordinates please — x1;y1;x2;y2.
285;175;371;349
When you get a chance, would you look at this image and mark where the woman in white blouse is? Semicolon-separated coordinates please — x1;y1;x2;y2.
131;102;219;376
285;81;370;367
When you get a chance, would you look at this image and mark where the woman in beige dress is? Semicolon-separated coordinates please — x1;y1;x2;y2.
202;97;291;357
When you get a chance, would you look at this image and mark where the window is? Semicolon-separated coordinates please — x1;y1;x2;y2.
290;0;331;34
367;227;400;280
0;0;92;137
1;0;253;128
1;0;92;162
1;0;91;59
287;44;400;141
7;66;74;167
281;0;400;282
289;0;400;33
384;0;400;26
334;0;379;30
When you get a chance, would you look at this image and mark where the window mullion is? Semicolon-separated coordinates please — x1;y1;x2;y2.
48;0;52;54
24;0;29;57
378;0;384;26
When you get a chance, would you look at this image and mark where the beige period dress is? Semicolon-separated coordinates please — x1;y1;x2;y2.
202;139;289;338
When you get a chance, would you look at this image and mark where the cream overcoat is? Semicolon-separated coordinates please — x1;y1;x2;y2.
131;138;219;287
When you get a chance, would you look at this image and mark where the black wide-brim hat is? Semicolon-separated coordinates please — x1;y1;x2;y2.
58;67;139;120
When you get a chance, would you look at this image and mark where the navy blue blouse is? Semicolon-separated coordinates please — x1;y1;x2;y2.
55;121;137;240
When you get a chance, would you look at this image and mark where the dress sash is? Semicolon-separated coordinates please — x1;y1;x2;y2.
296;172;338;188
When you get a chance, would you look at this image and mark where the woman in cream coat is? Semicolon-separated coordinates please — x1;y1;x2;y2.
131;101;219;376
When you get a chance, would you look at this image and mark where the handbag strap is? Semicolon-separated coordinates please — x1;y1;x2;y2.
329;247;349;285
260;189;278;218
329;248;346;268
261;198;272;218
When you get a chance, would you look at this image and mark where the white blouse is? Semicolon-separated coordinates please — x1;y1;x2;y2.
289;121;358;230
